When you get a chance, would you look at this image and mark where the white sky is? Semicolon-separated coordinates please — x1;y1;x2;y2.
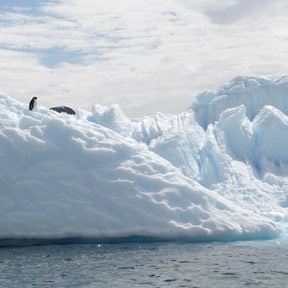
0;0;288;117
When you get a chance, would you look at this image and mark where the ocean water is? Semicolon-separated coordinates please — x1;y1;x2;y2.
1;238;288;288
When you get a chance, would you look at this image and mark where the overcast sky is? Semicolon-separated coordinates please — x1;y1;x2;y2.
0;0;287;117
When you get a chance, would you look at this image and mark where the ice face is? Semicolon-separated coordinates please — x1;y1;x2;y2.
189;75;288;129
0;75;287;245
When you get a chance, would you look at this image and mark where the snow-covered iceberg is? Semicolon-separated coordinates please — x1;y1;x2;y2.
1;75;288;246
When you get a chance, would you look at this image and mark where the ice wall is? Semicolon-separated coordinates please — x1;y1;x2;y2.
189;75;288;129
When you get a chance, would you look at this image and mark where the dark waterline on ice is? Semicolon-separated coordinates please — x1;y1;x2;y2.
0;233;280;248
1;237;288;287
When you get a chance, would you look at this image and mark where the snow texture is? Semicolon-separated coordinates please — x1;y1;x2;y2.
1;75;288;246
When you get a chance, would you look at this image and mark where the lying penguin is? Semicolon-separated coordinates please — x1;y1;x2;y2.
50;106;76;115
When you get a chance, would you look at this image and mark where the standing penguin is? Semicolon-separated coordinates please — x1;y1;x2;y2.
29;97;38;111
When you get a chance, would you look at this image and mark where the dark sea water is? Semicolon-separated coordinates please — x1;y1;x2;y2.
1;238;288;288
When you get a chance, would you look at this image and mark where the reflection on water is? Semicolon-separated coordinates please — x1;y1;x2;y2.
0;238;288;287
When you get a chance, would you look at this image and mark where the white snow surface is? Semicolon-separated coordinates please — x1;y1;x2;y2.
1;75;288;245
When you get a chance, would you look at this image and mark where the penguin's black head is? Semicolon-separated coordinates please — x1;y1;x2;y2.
33;97;38;100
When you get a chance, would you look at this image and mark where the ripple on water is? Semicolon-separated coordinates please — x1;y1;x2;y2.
0;239;288;287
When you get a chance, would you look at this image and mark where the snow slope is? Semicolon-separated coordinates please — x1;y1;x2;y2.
1;75;288;246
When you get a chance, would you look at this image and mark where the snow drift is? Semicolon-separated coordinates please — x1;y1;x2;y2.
1;75;288;246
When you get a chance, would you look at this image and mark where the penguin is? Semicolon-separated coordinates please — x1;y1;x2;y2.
50;106;76;115
29;97;38;111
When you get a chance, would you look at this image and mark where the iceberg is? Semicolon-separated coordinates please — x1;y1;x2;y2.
1;75;288;246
